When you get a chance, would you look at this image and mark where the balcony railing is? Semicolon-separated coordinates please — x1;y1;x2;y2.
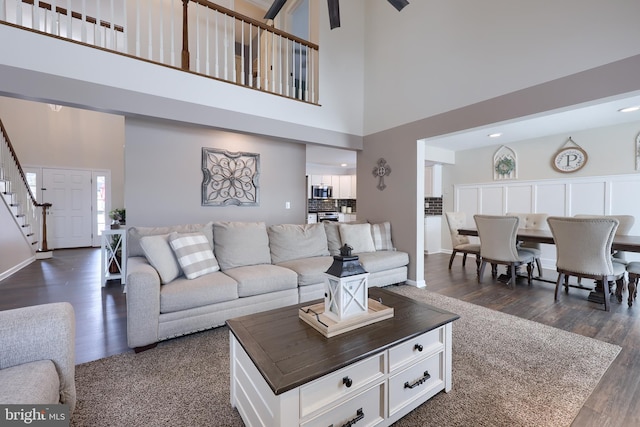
0;0;319;103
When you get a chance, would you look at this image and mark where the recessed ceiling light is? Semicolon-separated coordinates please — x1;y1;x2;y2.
340;163;348;167
618;106;640;113
488;133;502;138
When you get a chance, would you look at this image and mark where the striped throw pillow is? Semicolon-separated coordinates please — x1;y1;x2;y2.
371;222;394;251
168;232;220;279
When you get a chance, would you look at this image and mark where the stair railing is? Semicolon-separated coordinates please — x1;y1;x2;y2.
0;0;319;103
0;117;48;252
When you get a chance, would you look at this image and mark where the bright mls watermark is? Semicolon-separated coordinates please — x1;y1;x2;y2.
0;405;68;426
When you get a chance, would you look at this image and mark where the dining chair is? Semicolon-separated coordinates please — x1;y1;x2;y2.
444;212;481;273
547;216;624;312
473;215;534;288
625;262;640;307
506;212;548;277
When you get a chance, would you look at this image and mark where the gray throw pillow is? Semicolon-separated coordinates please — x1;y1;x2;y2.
268;223;330;264
139;234;182;284
212;222;271;270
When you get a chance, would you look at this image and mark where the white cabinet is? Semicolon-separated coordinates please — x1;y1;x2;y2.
424;216;442;254
425;165;442;197
309;175;357;199
100;229;127;289
230;322;452;427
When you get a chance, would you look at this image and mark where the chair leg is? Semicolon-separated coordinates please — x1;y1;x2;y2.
602;276;610;312
448;250;457;269
478;260;487;283
555;273;564;301
616;278;625;304
462;253;468;266
475;254;481;275
491;263;498;278
535;258;543;277
507;264;516;288
629;276;638;307
527;262;533;285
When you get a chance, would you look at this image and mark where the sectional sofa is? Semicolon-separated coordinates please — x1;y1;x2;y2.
125;220;408;350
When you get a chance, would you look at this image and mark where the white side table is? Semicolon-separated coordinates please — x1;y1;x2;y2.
101;229;127;290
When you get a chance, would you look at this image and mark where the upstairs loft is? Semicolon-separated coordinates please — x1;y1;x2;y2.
0;0;319;104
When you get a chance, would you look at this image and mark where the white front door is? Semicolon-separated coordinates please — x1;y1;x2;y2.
42;168;92;248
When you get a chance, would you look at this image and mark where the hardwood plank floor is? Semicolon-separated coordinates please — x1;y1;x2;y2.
1;248;638;426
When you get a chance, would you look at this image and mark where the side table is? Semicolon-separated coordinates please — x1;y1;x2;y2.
101;228;127;291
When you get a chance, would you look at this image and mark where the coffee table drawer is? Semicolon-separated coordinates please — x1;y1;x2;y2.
300;353;385;418
388;327;443;372
301;382;385;427
388;350;444;416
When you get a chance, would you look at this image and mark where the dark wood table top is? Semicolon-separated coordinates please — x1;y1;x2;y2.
226;287;459;395
458;227;640;253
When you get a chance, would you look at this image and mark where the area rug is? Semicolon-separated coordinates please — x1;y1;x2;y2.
71;286;621;426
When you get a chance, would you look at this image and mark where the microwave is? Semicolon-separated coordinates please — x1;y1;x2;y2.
311;185;333;199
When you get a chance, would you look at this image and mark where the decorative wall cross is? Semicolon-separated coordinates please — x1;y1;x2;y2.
372;158;391;191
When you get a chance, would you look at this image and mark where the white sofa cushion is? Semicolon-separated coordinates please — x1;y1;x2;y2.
213;222;272;270
339;223;376;253
276;256;334;287
160;272;238;313
356;251;410;273
169;232;220;279
223;264;298;297
0;360;60;405
268;223;329;264
139;234;182;284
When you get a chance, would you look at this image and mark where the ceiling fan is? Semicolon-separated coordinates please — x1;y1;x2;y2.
264;0;409;30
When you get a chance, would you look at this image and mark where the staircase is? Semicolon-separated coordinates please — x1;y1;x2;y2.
0;118;47;256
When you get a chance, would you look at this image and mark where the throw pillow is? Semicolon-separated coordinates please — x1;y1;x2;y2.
139;234;182;284
338;223;376;254
212;222;272;270
168;232;220;279
268;223;330;264
323;221;343;256
371;222;394;251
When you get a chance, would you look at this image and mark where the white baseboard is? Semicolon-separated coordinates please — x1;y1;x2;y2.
0;255;36;281
405;279;426;289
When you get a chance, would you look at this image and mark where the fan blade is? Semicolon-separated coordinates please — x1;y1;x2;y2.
387;0;409;12
328;0;340;29
264;0;288;20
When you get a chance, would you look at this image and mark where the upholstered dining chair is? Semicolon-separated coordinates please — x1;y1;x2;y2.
547;216;624;312
473;215;534;288
444;212;481;273
575;214;635;265
506;212;548;277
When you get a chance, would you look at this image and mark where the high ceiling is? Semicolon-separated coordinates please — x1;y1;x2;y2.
308;91;640;169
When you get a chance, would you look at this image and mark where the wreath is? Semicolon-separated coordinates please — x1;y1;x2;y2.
495;157;515;176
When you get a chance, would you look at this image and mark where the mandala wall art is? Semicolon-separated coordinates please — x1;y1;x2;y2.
201;147;260;206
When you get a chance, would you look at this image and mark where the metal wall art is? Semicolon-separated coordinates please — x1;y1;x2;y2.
201;147;260;206
372;158;391;190
493;145;517;180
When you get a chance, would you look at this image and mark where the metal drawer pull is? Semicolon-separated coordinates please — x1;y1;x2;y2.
404;371;431;389
414;343;423;352
342;376;353;388
330;408;364;427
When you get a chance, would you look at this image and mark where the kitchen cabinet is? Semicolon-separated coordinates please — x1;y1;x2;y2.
308;174;357;199
424;216;442;254
425;165;442;197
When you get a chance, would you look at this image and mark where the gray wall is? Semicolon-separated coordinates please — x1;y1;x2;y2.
124;117;307;227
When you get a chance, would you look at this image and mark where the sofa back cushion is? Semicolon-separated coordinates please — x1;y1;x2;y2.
339;223;376;253
268;223;330;264
139;234;182;284
128;222;213;257
212;221;271;270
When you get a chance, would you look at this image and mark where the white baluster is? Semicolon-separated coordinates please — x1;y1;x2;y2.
0;0;5;22
33;0;39;31
223;12;228;81
256;27;260;89
135;0;140;57
170;0;175;66
96;0;102;47
248;24;252;86
214;10;219;78
81;0;86;43
66;0;71;39
159;0;164;63
205;6;210;76
240;19;245;85
195;2;199;73
16;0;23;27
147;0;152;60
231;16;236;83
271;32;275;92
110;0;115;50
123;0;128;54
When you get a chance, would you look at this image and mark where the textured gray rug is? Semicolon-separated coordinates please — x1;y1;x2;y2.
71;286;621;426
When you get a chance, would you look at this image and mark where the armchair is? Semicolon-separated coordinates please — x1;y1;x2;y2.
0;302;76;412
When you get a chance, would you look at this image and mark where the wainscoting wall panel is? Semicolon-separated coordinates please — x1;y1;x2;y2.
454;173;640;268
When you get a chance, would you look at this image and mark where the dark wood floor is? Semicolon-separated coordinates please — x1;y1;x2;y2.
1;249;639;426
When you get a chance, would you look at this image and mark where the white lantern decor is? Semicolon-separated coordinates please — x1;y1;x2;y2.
323;244;370;322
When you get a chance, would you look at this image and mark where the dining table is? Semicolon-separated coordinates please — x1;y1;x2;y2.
457;227;640;305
